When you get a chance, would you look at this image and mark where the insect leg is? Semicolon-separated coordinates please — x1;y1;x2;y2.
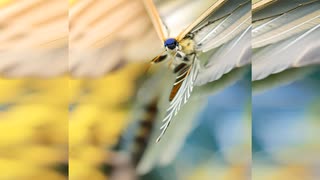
151;54;167;63
145;54;168;73
173;63;188;73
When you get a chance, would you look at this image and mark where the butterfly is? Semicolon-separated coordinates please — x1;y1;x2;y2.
143;0;251;142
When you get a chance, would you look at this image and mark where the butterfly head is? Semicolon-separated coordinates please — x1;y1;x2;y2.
164;38;179;51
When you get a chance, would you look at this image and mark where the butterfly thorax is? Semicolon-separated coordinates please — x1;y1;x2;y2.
179;38;196;55
164;38;196;72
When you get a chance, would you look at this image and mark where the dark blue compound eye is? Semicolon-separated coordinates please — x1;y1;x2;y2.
164;38;178;50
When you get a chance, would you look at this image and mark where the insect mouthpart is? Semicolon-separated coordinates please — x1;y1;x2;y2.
164;38;178;50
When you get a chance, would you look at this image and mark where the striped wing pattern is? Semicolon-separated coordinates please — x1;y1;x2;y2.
156;58;200;142
169;63;191;101
193;0;251;52
192;0;251;85
252;0;320;80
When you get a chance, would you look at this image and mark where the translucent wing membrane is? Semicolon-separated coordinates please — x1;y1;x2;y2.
252;1;320;48
252;0;318;21
193;0;251;52
252;0;320;80
156;57;200;142
191;0;251;85
195;26;251;86
176;0;227;41
252;24;320;80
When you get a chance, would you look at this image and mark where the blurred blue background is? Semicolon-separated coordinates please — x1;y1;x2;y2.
252;69;320;180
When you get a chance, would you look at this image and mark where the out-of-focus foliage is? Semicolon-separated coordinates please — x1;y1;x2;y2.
0;78;68;180
0;63;145;180
69;63;145;180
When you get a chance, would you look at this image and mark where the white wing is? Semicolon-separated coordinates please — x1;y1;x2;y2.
252;1;320;48
156;58;200;142
252;0;320;80
195;26;251;86
252;24;320;80
193;0;251;52
192;0;251;86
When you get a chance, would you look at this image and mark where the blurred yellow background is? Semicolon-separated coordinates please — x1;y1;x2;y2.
0;78;68;180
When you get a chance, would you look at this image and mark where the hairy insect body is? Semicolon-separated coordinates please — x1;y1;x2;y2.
167;38;196;73
179;38;196;55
